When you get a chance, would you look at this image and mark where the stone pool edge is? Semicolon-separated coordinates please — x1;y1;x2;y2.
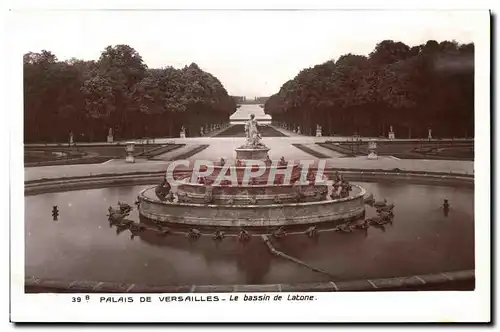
24;269;475;293
24;168;474;196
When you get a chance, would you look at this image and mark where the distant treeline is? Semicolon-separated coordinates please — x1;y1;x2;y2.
265;40;474;138
24;45;236;142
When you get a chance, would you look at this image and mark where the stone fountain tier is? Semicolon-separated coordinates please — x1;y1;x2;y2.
194;164;305;185
176;182;331;205
138;185;366;229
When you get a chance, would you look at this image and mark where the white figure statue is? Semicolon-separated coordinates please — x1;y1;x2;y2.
316;125;322;137
244;114;262;147
388;125;395;140
107;127;114;143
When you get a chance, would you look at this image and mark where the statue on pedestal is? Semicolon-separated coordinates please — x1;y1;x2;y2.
107;128;114;143
316;124;322;137
180;126;186;138
242;114;264;148
388;125;395;140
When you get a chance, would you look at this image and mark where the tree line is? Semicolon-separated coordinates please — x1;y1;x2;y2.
24;45;236;143
264;40;474;138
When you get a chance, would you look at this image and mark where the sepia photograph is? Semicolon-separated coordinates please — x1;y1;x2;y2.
9;4;491;323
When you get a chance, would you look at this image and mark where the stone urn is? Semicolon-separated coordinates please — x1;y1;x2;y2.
125;142;135;163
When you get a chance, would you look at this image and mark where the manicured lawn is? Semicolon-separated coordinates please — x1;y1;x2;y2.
319;141;474;160
24;144;183;166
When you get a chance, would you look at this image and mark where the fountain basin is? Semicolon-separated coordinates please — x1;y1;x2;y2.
138;185;366;229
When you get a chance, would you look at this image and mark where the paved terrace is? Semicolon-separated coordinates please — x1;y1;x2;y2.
25;154;474;182
23;134;475;148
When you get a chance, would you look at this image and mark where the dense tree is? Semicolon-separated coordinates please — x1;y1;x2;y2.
266;39;474;138
23;45;235;142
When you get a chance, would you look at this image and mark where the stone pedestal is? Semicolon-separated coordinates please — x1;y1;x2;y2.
316;126;322;137
125;142;135;163
428;129;432;140
107;135;114;143
297;126;301;135
235;147;270;161
69;132;74;145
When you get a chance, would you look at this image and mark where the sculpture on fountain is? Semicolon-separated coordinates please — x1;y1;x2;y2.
155;177;174;202
238;229;251;242
243;114;264;148
235;114;269;160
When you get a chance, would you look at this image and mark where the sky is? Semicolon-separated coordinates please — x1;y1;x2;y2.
12;10;479;98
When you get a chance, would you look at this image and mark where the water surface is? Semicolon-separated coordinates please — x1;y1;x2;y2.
25;182;474;285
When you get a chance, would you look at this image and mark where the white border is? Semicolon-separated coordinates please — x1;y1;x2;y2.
6;2;491;324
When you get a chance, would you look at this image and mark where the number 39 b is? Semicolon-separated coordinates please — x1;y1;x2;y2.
71;296;90;302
